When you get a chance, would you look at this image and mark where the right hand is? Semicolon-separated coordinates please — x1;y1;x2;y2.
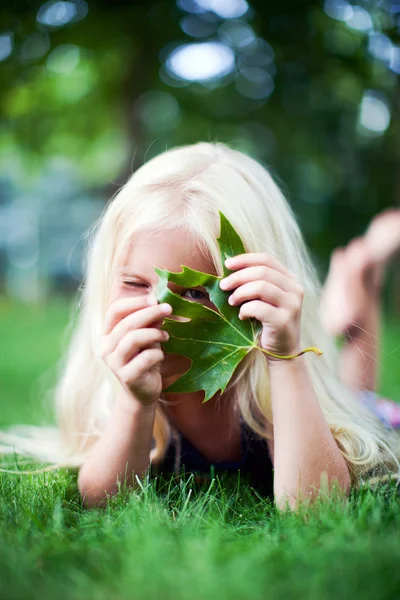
100;296;173;407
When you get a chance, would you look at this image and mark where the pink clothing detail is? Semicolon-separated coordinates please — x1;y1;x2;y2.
359;390;400;429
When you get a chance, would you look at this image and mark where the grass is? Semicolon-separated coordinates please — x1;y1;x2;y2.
0;297;400;599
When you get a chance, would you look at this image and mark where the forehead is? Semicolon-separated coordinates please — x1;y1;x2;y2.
119;227;217;282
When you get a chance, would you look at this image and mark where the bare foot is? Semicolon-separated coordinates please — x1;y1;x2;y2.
320;207;400;337
365;208;400;264
320;237;382;336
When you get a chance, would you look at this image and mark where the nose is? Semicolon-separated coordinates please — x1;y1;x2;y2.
148;291;190;324
147;292;158;306
148;290;190;322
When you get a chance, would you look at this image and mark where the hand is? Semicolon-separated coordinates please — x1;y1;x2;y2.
100;296;172;407
219;253;304;361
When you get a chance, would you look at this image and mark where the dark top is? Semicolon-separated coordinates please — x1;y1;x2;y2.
151;418;274;500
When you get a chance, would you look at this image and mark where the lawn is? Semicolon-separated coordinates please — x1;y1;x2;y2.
0;297;400;600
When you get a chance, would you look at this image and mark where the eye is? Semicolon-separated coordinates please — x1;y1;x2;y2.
123;281;148;289
181;288;209;301
124;281;208;301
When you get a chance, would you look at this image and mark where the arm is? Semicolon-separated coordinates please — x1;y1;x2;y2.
79;295;172;509
220;252;351;512
269;357;351;511
78;391;156;509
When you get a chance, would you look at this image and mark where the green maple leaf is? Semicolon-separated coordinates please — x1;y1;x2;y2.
154;212;263;402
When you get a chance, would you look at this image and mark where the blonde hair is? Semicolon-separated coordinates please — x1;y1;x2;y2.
1;142;399;489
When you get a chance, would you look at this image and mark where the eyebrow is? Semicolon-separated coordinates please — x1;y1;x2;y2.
119;270;148;279
118;270;159;285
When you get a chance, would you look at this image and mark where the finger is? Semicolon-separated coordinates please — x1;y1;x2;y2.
111;328;169;369
228;280;285;308
106;304;172;353
220;265;298;293
225;253;295;279
239;300;285;325
103;296;158;335
119;348;165;383
151;317;166;330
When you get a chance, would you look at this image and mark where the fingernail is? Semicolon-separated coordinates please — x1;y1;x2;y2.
161;303;172;314
225;258;234;266
219;279;228;289
228;295;234;305
163;331;170;340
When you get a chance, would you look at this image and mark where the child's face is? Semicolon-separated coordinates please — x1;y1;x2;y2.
110;227;219;388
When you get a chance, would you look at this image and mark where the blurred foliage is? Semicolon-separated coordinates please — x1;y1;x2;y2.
0;0;399;270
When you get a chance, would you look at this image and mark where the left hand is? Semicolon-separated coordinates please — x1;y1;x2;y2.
219;253;304;361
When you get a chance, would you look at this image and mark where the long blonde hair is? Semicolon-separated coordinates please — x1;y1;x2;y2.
1;142;399;487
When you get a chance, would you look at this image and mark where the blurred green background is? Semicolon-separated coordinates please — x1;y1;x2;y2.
1;8;400;597
1;0;399;305
0;0;399;426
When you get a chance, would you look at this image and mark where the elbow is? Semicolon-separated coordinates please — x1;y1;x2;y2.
77;468;141;509
78;471;109;509
274;467;351;513
77;467;125;509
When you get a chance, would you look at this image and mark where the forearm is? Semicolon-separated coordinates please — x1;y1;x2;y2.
78;392;156;508
269;357;351;511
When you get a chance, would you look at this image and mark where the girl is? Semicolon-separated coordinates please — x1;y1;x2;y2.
1;143;399;511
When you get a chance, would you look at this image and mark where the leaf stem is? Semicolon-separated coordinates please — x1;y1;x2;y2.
256;345;323;360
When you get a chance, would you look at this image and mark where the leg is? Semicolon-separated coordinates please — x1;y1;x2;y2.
320;208;400;393
336;280;381;393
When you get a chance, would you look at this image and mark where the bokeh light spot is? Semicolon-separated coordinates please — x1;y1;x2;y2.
346;6;373;32
238;38;275;68
239;65;272;84
166;42;235;81
47;44;80;73
324;0;353;22
235;72;274;99
359;91;390;133
135;91;181;132
180;14;218;38
0;33;13;62
195;0;249;19
48;57;96;102
177;0;207;14
389;46;400;74
20;32;51;63
37;0;88;28
218;21;255;49
368;33;393;62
